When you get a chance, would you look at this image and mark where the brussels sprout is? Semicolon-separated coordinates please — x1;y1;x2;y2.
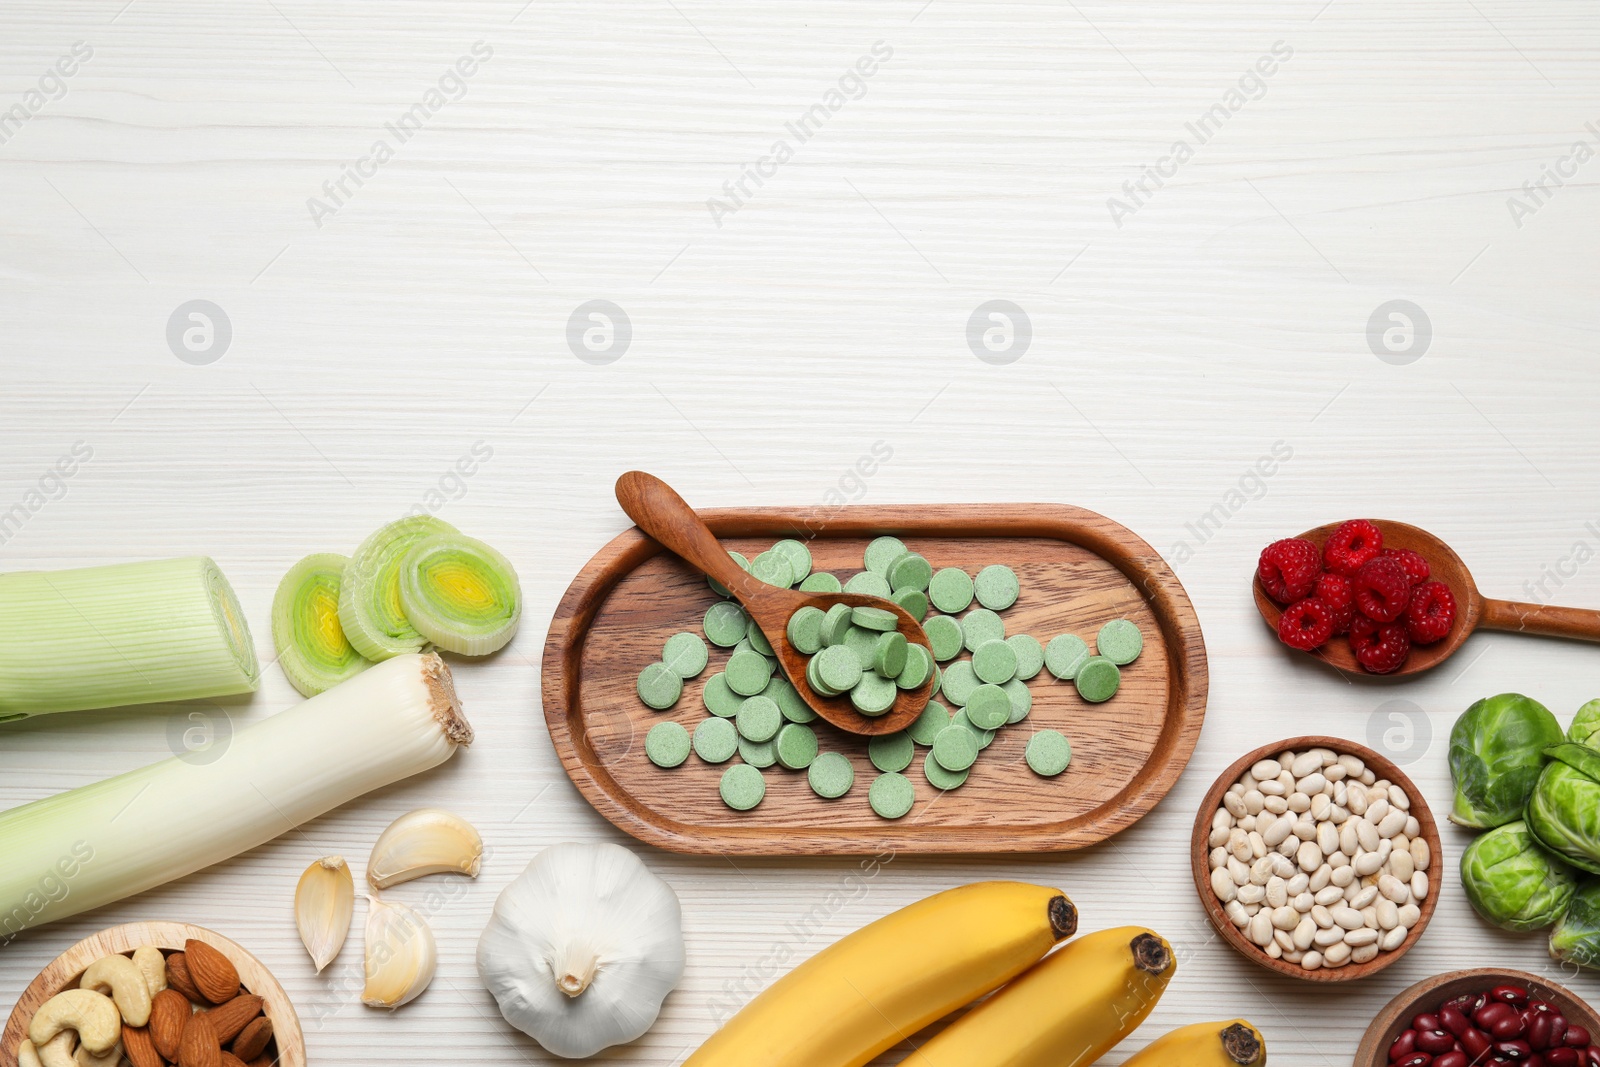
1461;820;1579;931
1570;698;1600;748
1448;693;1564;828
1550;878;1600;969
1527;745;1600;875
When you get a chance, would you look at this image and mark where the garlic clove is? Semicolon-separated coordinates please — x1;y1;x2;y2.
366;808;483;890
295;856;355;973
362;897;436;1010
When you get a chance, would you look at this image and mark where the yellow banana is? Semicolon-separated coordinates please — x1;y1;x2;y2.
909;925;1177;1067
1121;1020;1267;1067
684;881;1077;1067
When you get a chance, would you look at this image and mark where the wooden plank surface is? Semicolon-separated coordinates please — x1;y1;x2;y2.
0;1;1598;1064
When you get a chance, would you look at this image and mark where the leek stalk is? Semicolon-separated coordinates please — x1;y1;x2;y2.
0;653;471;940
399;533;522;656
0;556;258;723
272;552;368;697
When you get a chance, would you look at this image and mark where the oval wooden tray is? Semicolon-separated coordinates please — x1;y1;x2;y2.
0;921;304;1067
543;504;1209;855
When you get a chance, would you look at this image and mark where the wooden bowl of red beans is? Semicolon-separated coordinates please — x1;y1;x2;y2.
1356;969;1600;1067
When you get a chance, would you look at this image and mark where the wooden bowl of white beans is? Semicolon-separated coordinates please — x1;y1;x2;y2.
1190;735;1443;982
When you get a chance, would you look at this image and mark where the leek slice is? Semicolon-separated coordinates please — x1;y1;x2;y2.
0;556;258;722
399;533;521;656
273;553;369;697
339;516;458;662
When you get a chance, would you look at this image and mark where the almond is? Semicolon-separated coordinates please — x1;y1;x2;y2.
203;994;262;1044
167;953;204;1003
122;1024;163;1067
248;1056;276;1067
151;988;192;1061
220;1055;249;1067
179;1012;222;1067
230;1016;272;1062
183;941;240;1004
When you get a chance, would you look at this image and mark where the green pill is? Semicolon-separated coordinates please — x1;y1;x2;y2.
702;673;742;717
887;552;933;593
924;615;964;661
842;624;879;665
799;571;842;593
693;717;738;763
951;708;995;748
1096;619;1143;665
732;637;756;656
775;723;818;770
940;660;979;706
868;731;914;772
873;632;908;677
974;564;1020;610
1075;656;1121;703
869;771;916;819
738;736;777;769
736;695;781;742
892;588;928;622
1002;677;1033;723
745;621;773;656
923;750;969;790
1007;634;1045;680
851;671;898;716
637;662;682;710
708;551;749;598
662;632;709;679
770;539;812;583
972;639;1018;684
750;550;795;589
725;649;775;696
932;725;978;772
808;751;855;798
765;676;815;723
704;602;751;647
961;608;1005;652
928;568;974;613
1044;634;1091;680
851;605;899;632
1026;730;1073;776
719;763;766;810
896;643;932;690
864;536;908;576
844;571;892;598
965;684;1010;730
907;700;951;745
819;603;854;646
815;644;863;692
645;721;690;768
787;606;826;654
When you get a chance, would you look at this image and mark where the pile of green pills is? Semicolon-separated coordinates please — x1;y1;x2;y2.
633;532;1147;816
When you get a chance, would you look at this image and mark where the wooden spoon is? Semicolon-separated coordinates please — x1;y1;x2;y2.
1254;519;1600;678
614;471;933;736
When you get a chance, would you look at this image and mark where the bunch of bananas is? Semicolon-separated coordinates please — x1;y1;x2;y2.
684;881;1265;1067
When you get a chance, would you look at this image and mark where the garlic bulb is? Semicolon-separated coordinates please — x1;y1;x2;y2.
477;842;684;1059
362;897;437;1009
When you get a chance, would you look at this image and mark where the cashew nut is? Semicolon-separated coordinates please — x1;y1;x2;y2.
17;1039;44;1067
33;1032;76;1067
79;954;152;1027
26;989;119;1055
130;946;167;998
73;1039;121;1067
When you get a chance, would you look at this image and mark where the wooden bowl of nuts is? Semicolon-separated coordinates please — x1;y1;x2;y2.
0;921;304;1067
1190;735;1443;982
1354;969;1600;1067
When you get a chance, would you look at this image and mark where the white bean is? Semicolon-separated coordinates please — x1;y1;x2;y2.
1298;840;1323;872
1390;850;1415;882
1326;764;1347;782
1405;815;1420;838
1354;817;1379;853
1291;752;1322;777
1249;830;1268;858
1251;759;1282;781
1273;928;1295;951
1211;867;1237;902
1292;915;1316;948
1314;886;1344;906
1351;943;1380;963
1312;926;1345;947
1286;872;1310;896
1380;926;1408;950
1283;949;1305;964
1239;815;1256;832
1375;898;1399;930
1294;817;1317;842
1244;789;1265;814
1360;769;1375;785
1378;875;1409;904
1264;940;1283;959
1224;792;1247;818
1249;911;1274;947
1271;853;1296;879
1301;950;1324;971
1317;822;1340;856
1229;857;1251;885
1236;883;1265;905
1293;892;1314;912
1323;941;1352;965
1311;904;1334;929
1411;838;1431;869
1331;864;1356;887
1309;864;1332;892
1265;877;1287;909
1230;828;1252;862
1329;805;1351;825
1378;810;1409;839
1354;850;1386;877
1225;900;1250;928
1361;905;1379;929
1332;906;1365;930
1311;794;1333;820
1339;753;1365;777
1350;885;1378;910
1339;822;1358;857
1347;786;1368;816
1272;905;1299;931
1288;792;1311;814
1411;871;1430;901
1263;794;1289;814
1262;813;1295;847
1276;838;1299;859
1397;903;1421;928
1259;779;1285;796
1250;857;1275;885
1366;798;1390;827
1389;784;1410;811
1298;772;1328;796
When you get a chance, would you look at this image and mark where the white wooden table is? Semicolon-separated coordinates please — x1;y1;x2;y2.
2;1;1598;1062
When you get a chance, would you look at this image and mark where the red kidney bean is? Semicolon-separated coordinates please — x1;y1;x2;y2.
1495;987;1532;1007
1550;1016;1570;1046
1463;1029;1494;1060
1545;1048;1581;1067
1497;1040;1534;1061
1494;1015;1531;1041
1420;1031;1459;1055
1417;1015;1443;1034
1436;1053;1469;1067
1583;1047;1600;1067
1395;1054;1435;1067
1391;1031;1419;1062
1442;1007;1476;1039
1532;1014;1555;1050
1481;1005;1519;1032
1532;1002;1558;1016
1530;1055;1549;1067
1565;1028;1591;1047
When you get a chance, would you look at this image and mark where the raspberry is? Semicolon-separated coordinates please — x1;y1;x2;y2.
1314;572;1354;634
1352;619;1411;674
1354;557;1412;622
1323;519;1384;577
1384;548;1431;586
1277;597;1337;651
1406;580;1457;644
1258;538;1322;604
